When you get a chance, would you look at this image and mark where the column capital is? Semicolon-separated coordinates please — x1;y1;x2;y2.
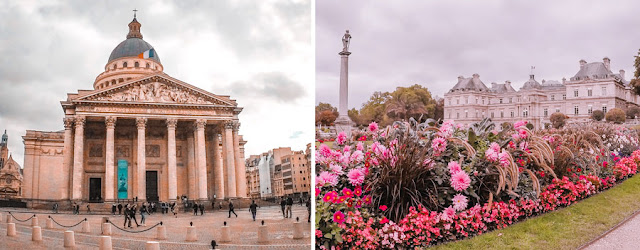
195;119;207;129
166;118;178;129
63;117;74;129
74;116;86;128
224;120;234;129
105;116;117;129
136;117;147;128
232;122;240;132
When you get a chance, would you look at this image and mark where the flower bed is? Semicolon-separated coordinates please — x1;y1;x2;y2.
315;119;640;249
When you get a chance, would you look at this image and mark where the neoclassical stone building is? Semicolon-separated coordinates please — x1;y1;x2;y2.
0;131;23;199
23;17;247;204
444;57;640;128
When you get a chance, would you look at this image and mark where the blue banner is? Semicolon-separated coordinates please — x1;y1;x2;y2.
117;160;128;199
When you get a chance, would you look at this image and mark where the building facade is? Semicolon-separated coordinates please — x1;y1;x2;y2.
22;17;247;204
0;131;23;199
444;58;639;128
245;146;311;199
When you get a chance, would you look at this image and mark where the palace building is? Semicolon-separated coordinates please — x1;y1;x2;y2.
22;16;247;205
443;57;640;128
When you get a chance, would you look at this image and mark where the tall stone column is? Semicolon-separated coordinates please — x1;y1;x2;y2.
195;119;208;200
232;122;247;198
166;118;178;202
136;117;147;201
104;116;117;201
335;32;354;137
223;121;237;197
186;128;196;198
62;117;74;200
72;116;85;200
212;127;224;199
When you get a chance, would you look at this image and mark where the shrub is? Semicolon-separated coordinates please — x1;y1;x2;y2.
550;112;568;129
606;108;626;124
627;106;640;119
591;110;604;121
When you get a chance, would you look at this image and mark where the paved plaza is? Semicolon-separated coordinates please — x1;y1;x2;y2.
0;205;311;249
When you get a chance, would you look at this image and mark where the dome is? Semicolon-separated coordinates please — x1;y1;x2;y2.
108;38;161;63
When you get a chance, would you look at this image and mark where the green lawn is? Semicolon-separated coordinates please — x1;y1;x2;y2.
432;174;640;250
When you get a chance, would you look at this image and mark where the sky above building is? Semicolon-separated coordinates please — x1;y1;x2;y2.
316;0;640;110
0;0;313;165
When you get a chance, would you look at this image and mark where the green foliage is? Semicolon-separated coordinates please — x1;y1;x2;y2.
591;110;605;121
626;106;640;119
550;112;568;129
631;49;640;95
316;102;339;126
605;108;626;124
385;84;437;122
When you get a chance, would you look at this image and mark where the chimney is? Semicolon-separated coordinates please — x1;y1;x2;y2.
562;77;566;84
542;79;546;84
603;57;611;70
620;69;625;80
472;73;480;79
579;59;587;68
505;80;511;88
457;75;464;81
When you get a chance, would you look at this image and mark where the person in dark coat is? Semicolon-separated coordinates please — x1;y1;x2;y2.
249;200;258;221
228;201;238;218
111;203;117;215
118;203;123;215
123;205;131;228
194;202;199;215
280;198;286;218
199;203;204;215
86;204;91;214
286;196;293;218
129;205;140;228
306;199;311;222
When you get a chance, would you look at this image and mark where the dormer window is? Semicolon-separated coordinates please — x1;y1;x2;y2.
134;61;139;68
146;63;150;69
123;62;128;68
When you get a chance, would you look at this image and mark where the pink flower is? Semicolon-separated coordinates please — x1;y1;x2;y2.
329;164;343;175
448;161;462;174
315;229;323;238
431;137;447;156
519;141;529;151
315;187;320;197
380;217;389;224
356;142;364;151
342;188;353;197
379;205;388;211
347;168;366;186
451;171;471;191
333;210;345;224
452;194;468;211
318;143;332;157
514;120;528;129
512;133;521;140
337;132;347;145
441;206;456;221
354;186;362;197
368;122;379;132
322;191;337;203
485;143;500;162
317;171;338;187
489;142;500;152
499;150;510;168
519;129;528;139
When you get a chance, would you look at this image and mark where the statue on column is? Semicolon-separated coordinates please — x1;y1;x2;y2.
342;30;351;52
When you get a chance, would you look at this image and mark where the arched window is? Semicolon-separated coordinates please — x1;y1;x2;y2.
119;78;124;83
146;63;150;69
134;61;139;68
111;80;116;85
112;64;116;70
123;62;128;68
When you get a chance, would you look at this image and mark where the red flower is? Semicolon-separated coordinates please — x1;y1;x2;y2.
577;168;581;172
379;205;388;211
333;211;345;224
380;217;389;224
354;186;362;197
567;168;572;172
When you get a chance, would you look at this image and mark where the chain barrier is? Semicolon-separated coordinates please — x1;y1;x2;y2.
48;216;86;228
8;212;34;222
107;219;162;234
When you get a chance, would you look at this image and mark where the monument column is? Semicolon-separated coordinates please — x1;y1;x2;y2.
166;118;178;202
232;122;247;198
62;117;74;200
136;117;147;201
104;116;117;201
195;119;208;200
212;127;224;199
71;116;85;200
335;30;354;137
223;121;237;197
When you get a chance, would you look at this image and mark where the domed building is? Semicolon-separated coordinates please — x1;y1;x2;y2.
0;130;23;199
22;16;248;207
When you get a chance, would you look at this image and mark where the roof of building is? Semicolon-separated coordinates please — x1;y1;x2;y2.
449;74;490;92
108;18;160;64
541;80;566;90
521;75;542;90
490;82;516;93
572;62;612;80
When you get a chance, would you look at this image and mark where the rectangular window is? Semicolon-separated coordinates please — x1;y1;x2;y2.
466;97;469;104
457;113;459;119
588;106;593;114
501;111;504;118
574;105;579;115
551;95;555;101
491;112;494;118
603;106;607;113
544;108;548;117
602;87;607;96
510;111;514;117
588;89;592;97
556;108;560;113
465;111;468;118
509;98;513;103
563;94;567;100
574;89;579;97
523;110;528;117
457;99;459;105
499;98;503;104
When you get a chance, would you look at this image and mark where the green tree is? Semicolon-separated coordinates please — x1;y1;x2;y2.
606;108;626;124
359;91;390;124
591;110;605;121
631;49;640;95
348;108;364;126
550;112;568;129
315;102;339;126
385;84;436;122
434;97;444;121
626;106;640;119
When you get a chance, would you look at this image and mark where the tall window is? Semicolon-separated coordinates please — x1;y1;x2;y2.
510;111;514;117
603;106;607;113
556;108;560;113
544;108;548;117
562;94;566;100
574;105;579;115
465;110;468;118
602;87;607;96
457;99;459;105
574;89;579;97
551;95;555;101
123;62;128;68
146;63;150;69
134;61;139;68
523;109;528;117
588;105;593;114
499;98;503;104
501;111;504;118
588;89;592;97
466;97;469;104
491;112;494;118
509;98;513;103
457;113;460;119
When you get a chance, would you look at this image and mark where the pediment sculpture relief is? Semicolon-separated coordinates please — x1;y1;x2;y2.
89;81;216;105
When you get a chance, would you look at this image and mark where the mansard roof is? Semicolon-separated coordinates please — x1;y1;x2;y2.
571;62;613;80
541;80;566;90
490;82;516;93
449;74;490;92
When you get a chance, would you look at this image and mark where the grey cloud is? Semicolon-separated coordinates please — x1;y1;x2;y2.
230;72;307;104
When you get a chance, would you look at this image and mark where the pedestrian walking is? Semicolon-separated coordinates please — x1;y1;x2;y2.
123;205;131;228
129;205;140;228
249;200;258;221
193;202;199;215
86;204;91;214
52;203;59;214
199;203;204;215
228;201;238;218
218;202;222;210
117;203;122;215
306;199;311;222
111;203;116;215
140;204;147;226
280;198;286;218
286;196;293;218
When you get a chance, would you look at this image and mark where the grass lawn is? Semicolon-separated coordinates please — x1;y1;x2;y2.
432;174;640;250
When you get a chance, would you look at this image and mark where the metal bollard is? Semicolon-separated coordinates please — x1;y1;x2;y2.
31;215;39;227
145;241;160;250
7;223;16;236
82;219;91;233
156;225;167;240
293;221;303;239
32;226;42;242
102;223;112;235
64;230;76;247
99;236;113;250
220;225;230;242
186;225;197;242
257;224;269;243
46;217;54;229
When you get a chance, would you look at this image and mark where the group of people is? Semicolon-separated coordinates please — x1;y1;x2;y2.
192;202;206;215
121;203;150;228
111;201;176;216
279;196;312;222
70;202;90;215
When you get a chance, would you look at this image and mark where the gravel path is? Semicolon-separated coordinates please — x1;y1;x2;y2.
582;210;640;250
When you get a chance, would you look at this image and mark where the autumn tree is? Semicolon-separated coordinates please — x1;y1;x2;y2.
385;84;436;122
359;91;390;125
315;102;339;126
626;106;640;119
591;110;604;121
606;108;626;124
550;112;568;129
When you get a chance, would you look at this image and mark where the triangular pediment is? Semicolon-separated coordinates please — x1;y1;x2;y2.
76;74;236;106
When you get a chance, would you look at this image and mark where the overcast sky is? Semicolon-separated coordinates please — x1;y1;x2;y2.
316;0;640;111
0;0;312;166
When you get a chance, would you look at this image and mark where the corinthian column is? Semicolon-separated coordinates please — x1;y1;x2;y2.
223;121;237;197
105;116;117;201
166;118;178;202
136;117;147;201
72;116;85;200
62;117;74;200
212;127;224;199
195;119;208;200
232;122;247;198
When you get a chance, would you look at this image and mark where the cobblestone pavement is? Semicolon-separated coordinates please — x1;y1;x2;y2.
583;211;640;250
0;205;311;249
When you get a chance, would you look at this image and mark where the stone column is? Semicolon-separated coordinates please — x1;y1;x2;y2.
195;119;208;200
232;122;247;198
72;116;85;200
223;121;236;197
212;127;224;199
62;118;74;200
186;128;196;199
166;118;178;202
136;117;147;201
335;49;354;137
104;116;117;201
